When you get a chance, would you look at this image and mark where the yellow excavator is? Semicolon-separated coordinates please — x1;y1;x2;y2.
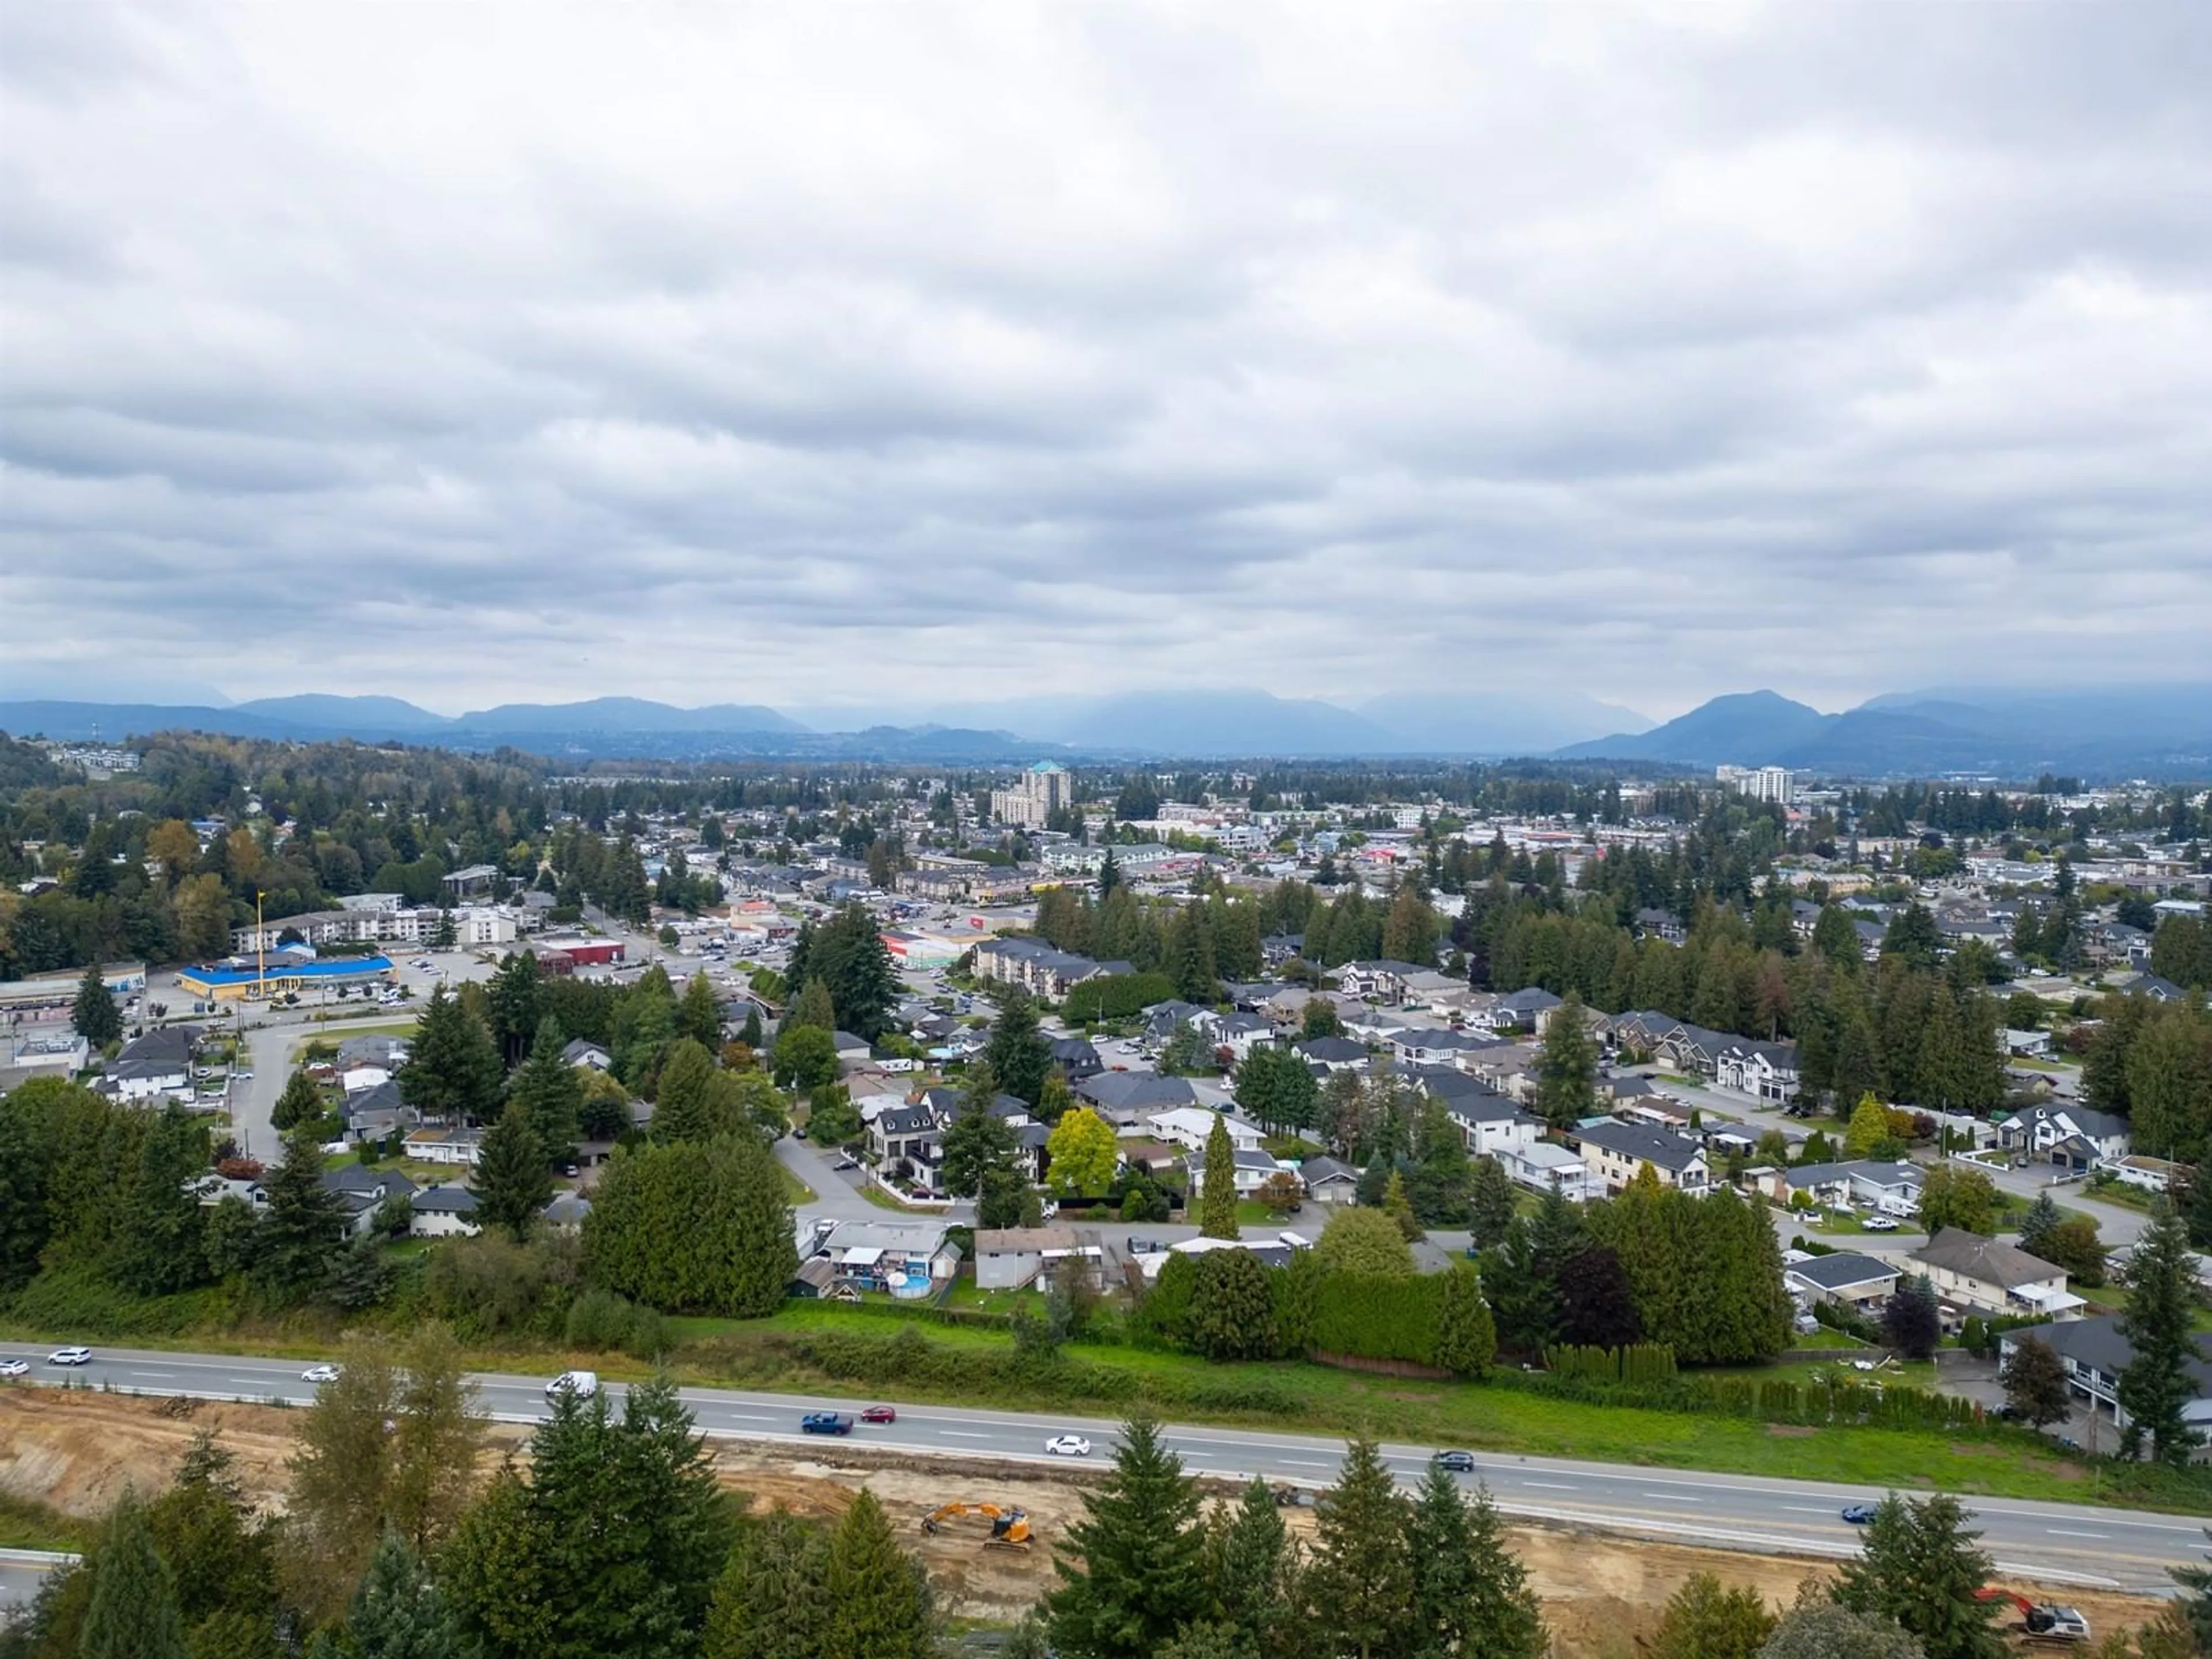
919;1503;1035;1551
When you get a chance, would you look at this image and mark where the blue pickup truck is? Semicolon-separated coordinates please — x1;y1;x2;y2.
800;1411;854;1435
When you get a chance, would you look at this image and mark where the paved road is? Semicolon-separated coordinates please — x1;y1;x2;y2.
3;1347;2195;1593
0;1550;71;1619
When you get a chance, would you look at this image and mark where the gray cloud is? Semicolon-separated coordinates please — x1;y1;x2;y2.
2;3;2209;721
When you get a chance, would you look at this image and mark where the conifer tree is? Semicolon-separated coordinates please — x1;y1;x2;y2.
1533;993;1597;1128
73;962;122;1047
704;1513;829;1659
1651;1572;1775;1659
272;1066;326;1132
1047;1417;1207;1659
476;1102;553;1241
1468;1156;1517;1250
399;985;503;1126
2119;1205;2205;1465
1843;1092;1892;1157
1406;1468;1546;1659
1382;1168;1422;1241
1831;1494;2005;1659
677;972;725;1050
740;1004;764;1050
116;1104;211;1295
2017;1193;2062;1258
786;978;838;1035
1434;1260;1497;1378
347;1530;469;1659
1209;1478;1294;1654
984;988;1053;1107
1199;1113;1240;1240
825;1488;937;1659
510;1017;583;1165
257;1125;348;1301
80;1488;187;1659
1302;1437;1412;1659
650;1038;726;1144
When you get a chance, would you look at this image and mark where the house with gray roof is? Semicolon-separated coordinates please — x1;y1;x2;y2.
1570;1121;1711;1195
1784;1251;1900;1310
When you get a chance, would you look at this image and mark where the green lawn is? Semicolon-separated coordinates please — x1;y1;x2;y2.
0;1488;92;1554
859;1183;942;1214
781;1168;817;1205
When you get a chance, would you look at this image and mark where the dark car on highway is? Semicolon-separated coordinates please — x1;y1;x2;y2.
1840;1504;1877;1525
1432;1450;1476;1474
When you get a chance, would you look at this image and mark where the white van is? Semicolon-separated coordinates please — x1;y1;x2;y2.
545;1370;599;1399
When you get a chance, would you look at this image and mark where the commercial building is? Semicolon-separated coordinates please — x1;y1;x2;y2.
177;955;396;1003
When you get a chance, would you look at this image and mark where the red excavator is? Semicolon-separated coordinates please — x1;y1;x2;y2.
1974;1589;2090;1645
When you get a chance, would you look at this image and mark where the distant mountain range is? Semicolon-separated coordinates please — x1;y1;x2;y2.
2;683;2205;775
1558;684;2212;778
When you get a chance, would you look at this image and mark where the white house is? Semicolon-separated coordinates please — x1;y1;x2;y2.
1442;1094;1545;1160
402;1127;484;1168
1714;1040;1801;1105
2103;1154;2191;1196
1499;1141;1593;1203
972;1226;1104;1291
1185;1145;1292;1198
1997;1104;2130;1173
1147;1106;1265;1156
1785;1251;1901;1312
410;1184;482;1238
1758;1160;1924;1218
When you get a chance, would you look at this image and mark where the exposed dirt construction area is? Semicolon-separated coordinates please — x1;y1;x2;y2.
0;1389;2169;1655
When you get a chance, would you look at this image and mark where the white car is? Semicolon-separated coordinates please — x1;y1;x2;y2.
1044;1434;1092;1457
0;1358;28;1377
302;1364;341;1384
546;1369;600;1399
1861;1216;1899;1232
47;1346;93;1366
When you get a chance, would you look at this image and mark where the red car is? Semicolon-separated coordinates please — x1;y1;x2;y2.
859;1405;897;1425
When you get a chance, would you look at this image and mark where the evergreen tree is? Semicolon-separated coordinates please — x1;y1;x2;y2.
81;1488;188;1659
586;1133;796;1317
115;1104;211;1295
2118;1205;2205;1466
1483;1218;1559;1357
256;1126;348;1301
1831;1494;2005;1659
807;902;902;1040
704;1513;830;1659
652;1039;728;1144
476;1102;554;1240
1449;1482;1548;1659
1433;1260;1497;1379
1555;1245;1643;1349
348;1530;469;1659
2170;1528;2212;1654
1199;1113;1240;1240
510;1017;583;1165
740;1005;764;1050
1185;1245;1278;1361
1047;1417;1207;1659
1883;1274;1941;1361
983;988;1053;1107
786;979;838;1035
1533;994;1597;1128
824;1488;937;1659
1209;1479;1294;1654
486;951;544;1069
2017;1193;2062;1259
1652;1573;1776;1659
677;972;725;1050
73;962;122;1047
1467;1156;1517;1250
146;1432;277;1633
1382;1168;1422;1241
399;985;504;1126
1759;1594;1927;1659
272;1067;325;1133
1302;1437;1413;1659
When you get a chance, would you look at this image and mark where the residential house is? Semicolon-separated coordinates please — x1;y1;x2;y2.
1295;1156;1361;1205
831;1031;873;1066
1570;1121;1711;1195
1334;960;1433;1004
1148;1106;1265;1156
2104;1154;2191;1196
868;1103;945;1186
410;1184;482;1239
105;1028;196;1101
1471;987;1564;1037
1759;1159;1925;1218
1294;1036;1368;1073
972;937;1128;1001
342;1079;416;1145
1785;1252;1900;1312
562;1037;613;1071
1913;1228;2085;1320
1635;907;1688;944
1996;1104;2131;1173
320;1164;416;1237
1499;1141;1594;1203
1442;1093;1544;1160
1999;1316;2212;1438
1390;1027;1498;1069
1048;1036;1103;1081
973;1226;1103;1291
1184;1145;1294;1198
1074;1071;1213;1131
402;1127;484;1168
1204;1011;1277;1062
810;1221;964;1296
541;1192;593;1230
1714;1040;1802;1105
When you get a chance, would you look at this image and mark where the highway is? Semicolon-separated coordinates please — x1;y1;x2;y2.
4;1345;2199;1596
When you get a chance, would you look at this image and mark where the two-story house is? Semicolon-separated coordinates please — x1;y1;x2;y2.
1999;1315;2212;1440
1714;1039;1802;1105
1913;1228;2085;1321
1570;1121;1711;1195
1995;1104;2131;1173
1148;1105;1265;1156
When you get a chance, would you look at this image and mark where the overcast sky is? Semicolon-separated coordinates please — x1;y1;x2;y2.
3;4;2208;721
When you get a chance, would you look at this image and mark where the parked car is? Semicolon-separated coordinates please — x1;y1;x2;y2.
1840;1504;1877;1525
302;1364;340;1384
859;1405;897;1424
0;1358;29;1377
1431;1450;1476;1474
1861;1216;1899;1232
545;1370;599;1399
1044;1435;1092;1457
46;1347;93;1367
801;1412;855;1435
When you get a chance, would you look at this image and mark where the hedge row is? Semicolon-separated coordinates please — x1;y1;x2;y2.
1312;1272;1442;1368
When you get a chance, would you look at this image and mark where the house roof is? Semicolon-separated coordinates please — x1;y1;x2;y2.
1295;1037;1368;1062
412;1184;480;1214
561;1037;610;1065
1786;1159;1923;1192
1571;1120;1706;1173
1298;1156;1358;1185
1914;1227;2065;1290
831;1031;870;1051
322;1163;417;1198
2007;1315;2212;1395
1999;1103;2129;1140
1787;1252;1901;1293
1077;1072;1203;1113
975;1227;1079;1253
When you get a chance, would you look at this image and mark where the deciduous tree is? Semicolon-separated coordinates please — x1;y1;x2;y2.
1046;1106;1119;1198
1999;1335;2073;1429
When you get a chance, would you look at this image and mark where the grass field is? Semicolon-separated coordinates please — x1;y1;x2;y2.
0;1488;92;1554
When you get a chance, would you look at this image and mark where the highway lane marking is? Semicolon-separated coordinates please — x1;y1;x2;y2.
1521;1482;1580;1491
2046;1529;2109;1539
1278;1460;1334;1469
939;1431;994;1440
1643;1493;1703;1503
